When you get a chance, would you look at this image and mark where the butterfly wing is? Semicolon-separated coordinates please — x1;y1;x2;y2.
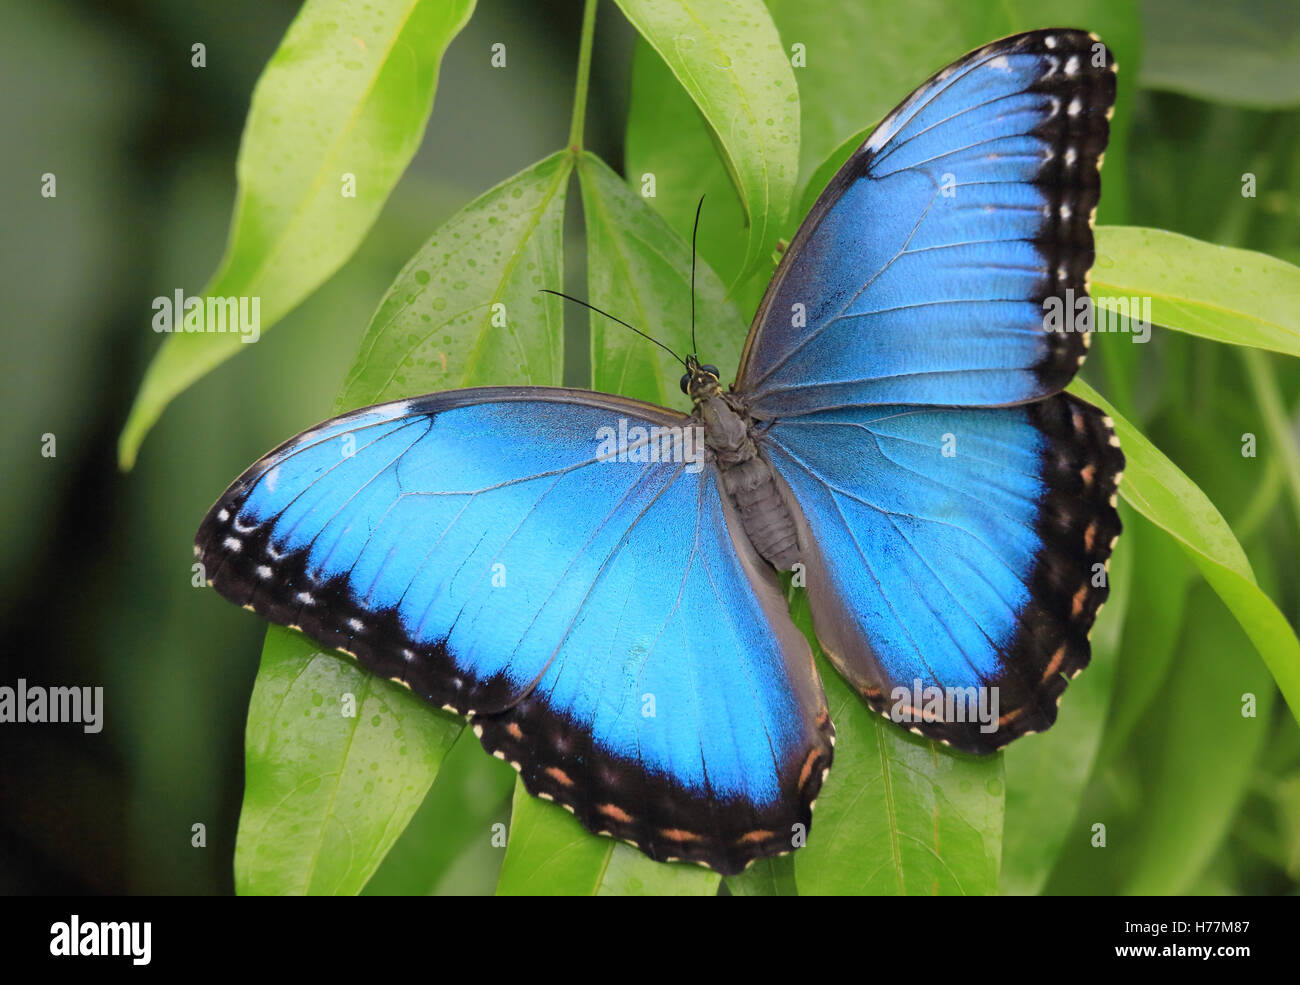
196;387;832;874
759;393;1122;752
729;29;1123;749
737;29;1116;416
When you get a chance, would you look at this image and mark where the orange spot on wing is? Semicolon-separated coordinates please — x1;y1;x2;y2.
597;802;633;823
545;766;574;788
659;827;702;843
898;703;945;723
798;748;820;788
1072;583;1090;617
1042;645;1068;680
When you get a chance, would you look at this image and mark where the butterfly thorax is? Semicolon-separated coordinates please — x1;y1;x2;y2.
696;390;801;572
696;391;751;464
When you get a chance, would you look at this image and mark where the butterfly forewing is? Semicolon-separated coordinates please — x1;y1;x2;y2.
738;28;1117;416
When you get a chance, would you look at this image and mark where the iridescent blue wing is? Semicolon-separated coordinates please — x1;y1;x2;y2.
759;392;1122;753
196;388;833;874
737;29;1116;416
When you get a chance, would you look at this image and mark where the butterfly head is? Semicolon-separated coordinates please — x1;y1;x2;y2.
680;356;722;403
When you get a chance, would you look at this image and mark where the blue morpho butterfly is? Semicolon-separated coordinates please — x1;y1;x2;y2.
198;29;1123;875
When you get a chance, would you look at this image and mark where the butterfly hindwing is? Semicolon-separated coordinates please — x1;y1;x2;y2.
738;28;1116;416
196;387;833;874
759;392;1123;752
472;456;834;873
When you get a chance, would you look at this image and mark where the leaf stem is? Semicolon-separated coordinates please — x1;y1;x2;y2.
1240;347;1300;536
568;0;599;151
1235;455;1284;544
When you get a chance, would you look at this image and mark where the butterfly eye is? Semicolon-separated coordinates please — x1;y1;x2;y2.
701;364;720;378
680;372;692;395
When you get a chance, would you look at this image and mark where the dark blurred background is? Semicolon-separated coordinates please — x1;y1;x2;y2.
2;0;1297;895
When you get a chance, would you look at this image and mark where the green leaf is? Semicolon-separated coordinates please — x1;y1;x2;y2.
1070;378;1300;731
578;151;746;404
1139;0;1300;109
362;729;515;895
337;150;573;409
496;782;721;895
612;0;799;285
235;152;571;895
1120;583;1275;895
725;854;798;896
1278;774;1300;878
624;41;760;305
792;601;1004;896
1092;226;1300;358
119;0;476;468
235;627;464;895
999;504;1133;895
1097;510;1194;763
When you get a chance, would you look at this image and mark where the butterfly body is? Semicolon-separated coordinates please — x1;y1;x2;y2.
199;29;1123;875
687;359;803;570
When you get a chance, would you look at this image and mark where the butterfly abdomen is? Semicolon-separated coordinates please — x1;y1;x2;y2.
722;456;801;570
699;395;801;570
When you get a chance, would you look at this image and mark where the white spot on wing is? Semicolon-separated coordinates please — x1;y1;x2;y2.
865;126;891;152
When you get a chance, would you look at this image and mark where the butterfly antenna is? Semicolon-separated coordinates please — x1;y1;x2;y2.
540;289;687;368
690;195;704;357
